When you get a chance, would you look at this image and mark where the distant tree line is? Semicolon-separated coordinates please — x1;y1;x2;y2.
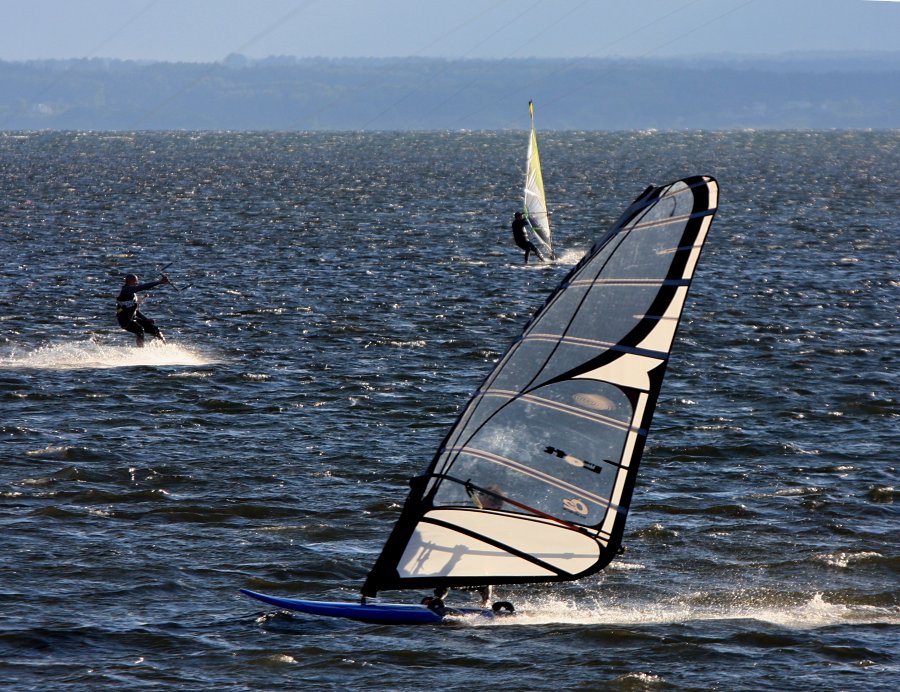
1;54;898;130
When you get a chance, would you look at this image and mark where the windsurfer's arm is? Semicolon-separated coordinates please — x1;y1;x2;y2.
134;275;169;292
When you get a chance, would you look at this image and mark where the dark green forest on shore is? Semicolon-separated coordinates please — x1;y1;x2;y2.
2;53;898;130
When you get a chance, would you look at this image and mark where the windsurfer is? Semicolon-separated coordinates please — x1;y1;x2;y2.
421;586;450;611
477;484;505;510
116;273;169;347
421;585;494;612
511;211;543;264
475;585;493;607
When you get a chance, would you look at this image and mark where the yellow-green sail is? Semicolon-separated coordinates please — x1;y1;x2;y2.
524;100;554;259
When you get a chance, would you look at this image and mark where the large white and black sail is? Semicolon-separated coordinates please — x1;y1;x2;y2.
362;176;719;597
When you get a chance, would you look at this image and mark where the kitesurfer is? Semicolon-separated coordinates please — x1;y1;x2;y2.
511;211;544;264
116;273;169;347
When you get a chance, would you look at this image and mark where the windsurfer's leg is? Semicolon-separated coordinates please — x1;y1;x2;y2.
122;320;145;347
515;239;530;264
135;312;163;340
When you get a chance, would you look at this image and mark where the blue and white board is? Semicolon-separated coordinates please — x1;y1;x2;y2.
240;589;494;624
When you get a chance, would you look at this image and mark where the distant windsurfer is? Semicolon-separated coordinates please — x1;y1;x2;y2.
116;273;169;347
511;211;544;264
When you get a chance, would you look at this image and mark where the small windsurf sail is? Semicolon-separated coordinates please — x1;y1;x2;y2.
523;100;554;260
362;175;719;598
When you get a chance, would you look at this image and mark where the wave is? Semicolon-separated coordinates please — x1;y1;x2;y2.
512;246;585;270
554;247;587;266
473;592;900;630
0;338;214;370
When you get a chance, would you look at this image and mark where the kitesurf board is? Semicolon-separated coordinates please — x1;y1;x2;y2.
240;589;494;624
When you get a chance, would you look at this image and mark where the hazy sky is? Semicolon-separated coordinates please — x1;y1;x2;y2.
2;0;898;63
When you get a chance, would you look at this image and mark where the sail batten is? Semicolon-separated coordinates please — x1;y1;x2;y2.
471;391;639;432
362;176;719;598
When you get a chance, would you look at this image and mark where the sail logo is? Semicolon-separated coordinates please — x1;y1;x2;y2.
562;497;589;516
573;392;616;411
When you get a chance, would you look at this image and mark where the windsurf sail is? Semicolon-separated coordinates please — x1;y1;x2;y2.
362;175;719;598
523;100;554;260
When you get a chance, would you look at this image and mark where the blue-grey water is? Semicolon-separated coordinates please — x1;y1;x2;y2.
0;130;897;691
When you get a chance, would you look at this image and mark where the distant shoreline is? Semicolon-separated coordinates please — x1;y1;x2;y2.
2;53;899;130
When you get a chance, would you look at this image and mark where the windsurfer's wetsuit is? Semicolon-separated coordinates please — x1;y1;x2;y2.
116;280;164;347
512;216;543;264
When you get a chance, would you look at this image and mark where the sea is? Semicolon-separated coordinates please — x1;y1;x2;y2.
0;130;897;691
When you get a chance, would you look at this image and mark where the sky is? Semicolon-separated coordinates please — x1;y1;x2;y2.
1;0;898;63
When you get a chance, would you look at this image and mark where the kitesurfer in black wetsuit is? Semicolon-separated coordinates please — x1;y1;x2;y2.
511;211;543;264
116;273;169;347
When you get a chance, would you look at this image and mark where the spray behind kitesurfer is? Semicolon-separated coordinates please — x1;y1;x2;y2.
116;273;169;347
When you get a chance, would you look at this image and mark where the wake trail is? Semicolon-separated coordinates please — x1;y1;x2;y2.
0;338;215;370
515;246;585;270
470;592;900;629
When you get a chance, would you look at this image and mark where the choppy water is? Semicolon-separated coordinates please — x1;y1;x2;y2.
0;130;897;691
